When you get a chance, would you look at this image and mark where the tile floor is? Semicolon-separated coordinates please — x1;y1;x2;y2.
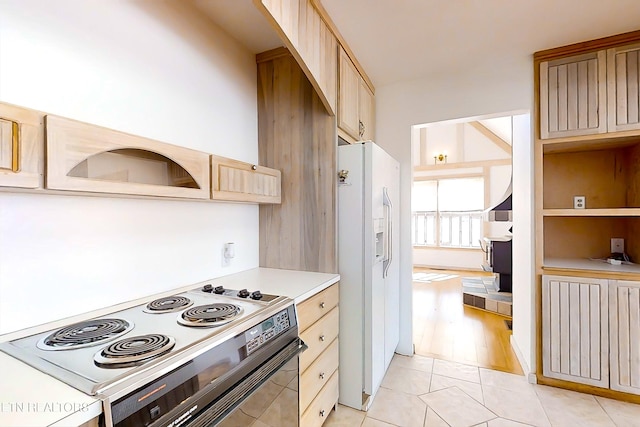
323;354;640;427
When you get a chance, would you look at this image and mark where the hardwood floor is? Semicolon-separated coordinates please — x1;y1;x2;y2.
412;267;523;375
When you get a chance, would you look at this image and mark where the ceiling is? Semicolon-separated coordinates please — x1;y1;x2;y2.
196;0;640;88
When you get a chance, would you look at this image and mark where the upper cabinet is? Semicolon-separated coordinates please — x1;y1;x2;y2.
46;115;211;199
211;155;281;204
539;51;607;139
539;34;640;142
607;42;640;133
338;46;376;143
255;0;338;115
0;103;43;189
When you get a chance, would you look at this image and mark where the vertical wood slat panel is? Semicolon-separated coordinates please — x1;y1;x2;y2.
550;279;561;373
627;50;639;125
579;283;591;378
560;281;570;374
587;58;599;128
619;287;631;386
569;282;581;376
617;53;628;126
548;66;559;133
630;287;640;387
567;63;579;130
557;65;568;131
577;61;589;129
590;285;601;380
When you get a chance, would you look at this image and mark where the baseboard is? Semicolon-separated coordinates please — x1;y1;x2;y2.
510;335;537;384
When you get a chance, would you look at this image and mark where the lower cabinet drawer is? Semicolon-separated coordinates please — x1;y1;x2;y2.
300;370;339;427
299;307;339;373
299;338;338;412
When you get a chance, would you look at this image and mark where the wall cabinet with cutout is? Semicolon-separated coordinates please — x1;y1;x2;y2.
45;115;211;199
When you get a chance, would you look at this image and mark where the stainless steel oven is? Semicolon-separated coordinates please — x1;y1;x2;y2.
0;282;305;427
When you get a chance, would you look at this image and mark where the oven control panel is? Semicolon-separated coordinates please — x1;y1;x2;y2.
244;309;291;355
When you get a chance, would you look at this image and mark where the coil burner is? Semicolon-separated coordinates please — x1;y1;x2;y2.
94;334;176;368
177;303;243;327
144;295;193;314
36;318;133;351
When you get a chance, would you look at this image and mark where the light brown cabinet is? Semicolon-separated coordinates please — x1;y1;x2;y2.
607;42;640;133
46;115;211;199
338;47;375;143
539;39;640;141
210;155;281;204
610;280;640;395
255;0;337;115
297;283;339;427
539;51;607;139
541;275;609;388
536;31;640;402
0;103;42;189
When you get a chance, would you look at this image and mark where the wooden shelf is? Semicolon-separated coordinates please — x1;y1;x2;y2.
543;208;640;216
543;257;640;277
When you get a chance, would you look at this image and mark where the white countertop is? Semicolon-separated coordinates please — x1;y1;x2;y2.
0;267;339;427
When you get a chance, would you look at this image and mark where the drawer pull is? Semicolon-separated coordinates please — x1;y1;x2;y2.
319;335;326;342
319;372;325;380
319;301;326;309
319;409;326;417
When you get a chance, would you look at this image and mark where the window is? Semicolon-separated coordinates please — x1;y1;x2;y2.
412;177;483;248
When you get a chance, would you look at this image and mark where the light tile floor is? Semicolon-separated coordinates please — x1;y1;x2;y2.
323;354;640;427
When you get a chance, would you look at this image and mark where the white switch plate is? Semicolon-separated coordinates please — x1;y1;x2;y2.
611;238;624;254
573;196;586;209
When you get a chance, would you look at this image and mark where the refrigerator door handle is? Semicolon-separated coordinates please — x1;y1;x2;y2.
383;187;393;278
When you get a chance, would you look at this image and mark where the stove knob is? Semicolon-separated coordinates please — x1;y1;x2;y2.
202;284;213;293
250;290;263;300
214;285;225;294
238;289;250;298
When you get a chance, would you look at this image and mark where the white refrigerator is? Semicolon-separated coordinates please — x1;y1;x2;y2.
337;141;400;410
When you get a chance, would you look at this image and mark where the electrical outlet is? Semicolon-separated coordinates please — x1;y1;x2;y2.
611;238;625;254
573;196;586;209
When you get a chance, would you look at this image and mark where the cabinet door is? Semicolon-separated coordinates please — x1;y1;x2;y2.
539;51;607;139
0;103;42;189
607;43;640;133
609;280;640;395
541;275;609;387
358;79;375;141
211;155;281;204
337;47;360;141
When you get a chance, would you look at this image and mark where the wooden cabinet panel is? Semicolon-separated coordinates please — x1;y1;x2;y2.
607;43;640;133
299;338;338;412
359;79;375;141
256;0;337;115
609;280;640;395
257;51;337;273
211;155;281;204
338;46;376;144
540;51;607;139
297;284;339;331
46;115;210;199
300;370;338;427
299;306;339;373
337;47;360;140
0;103;42;189
542;275;609;387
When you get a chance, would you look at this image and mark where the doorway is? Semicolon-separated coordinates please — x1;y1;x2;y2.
411;113;520;375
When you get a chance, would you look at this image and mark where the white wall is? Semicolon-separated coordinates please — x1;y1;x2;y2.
376;59;534;368
0;1;260;333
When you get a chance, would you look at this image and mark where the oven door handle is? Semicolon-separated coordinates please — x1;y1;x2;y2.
178;338;307;427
